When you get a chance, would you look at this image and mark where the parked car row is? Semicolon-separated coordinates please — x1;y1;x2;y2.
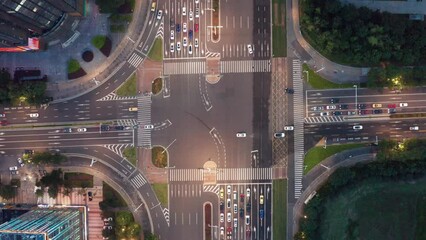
313;102;409;112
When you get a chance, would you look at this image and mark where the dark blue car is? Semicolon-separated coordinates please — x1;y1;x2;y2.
189;29;193;39
176;24;180;33
260;209;264;220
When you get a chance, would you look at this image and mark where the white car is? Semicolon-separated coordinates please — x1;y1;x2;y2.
234;204;237;214
77;128;87;132
227;185;231;195
220;213;224;223
236;132;247;138
284;126;294;131
247;44;253;54
176;42;181;51
320;112;328;116
400;103;408;107
170;43;174;53
227;198;231;208
183;37;188;47
194;38;199;48
156;10;163;20
188;44;192;55
233;218;238;228
182;7;186;16
326;105;336;110
220;227;224;236
246;188;250;198
29;113;39;118
9;166;17;171
170;30;174;40
144;125;154;129
245;215;250;225
410;126;419;131
227;213;231;222
195;8;200;18
189;11;193;21
353;125;363;130
274;132;285;138
17;158;24;167
183;23;187;32
195;0;199;4
260;195;264;204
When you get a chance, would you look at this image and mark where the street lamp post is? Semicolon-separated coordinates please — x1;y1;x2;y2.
353;85;358;114
303;70;309;82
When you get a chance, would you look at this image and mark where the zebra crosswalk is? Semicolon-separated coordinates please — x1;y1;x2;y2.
163;61;206;75
292;59;304;199
205;51;220;58
128;52;144;68
203;185;220;195
116;119;138;127
169;168;273;182
137;94;152;147
97;92;137;101
305;116;344;124
169;169;204;182
130;173;147;189
220;60;271;73
103;144;133;158
217;168;272;181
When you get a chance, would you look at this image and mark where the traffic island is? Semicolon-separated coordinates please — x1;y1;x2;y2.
211;0;220;42
152;78;163;95
204;202;213;240
151;146;168;168
206;57;221;84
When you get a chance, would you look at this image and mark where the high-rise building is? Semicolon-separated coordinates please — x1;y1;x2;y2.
0;0;85;50
0;207;86;240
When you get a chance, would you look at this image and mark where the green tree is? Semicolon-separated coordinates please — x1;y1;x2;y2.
48;185;59;199
35;189;44;197
0;185;16;200
115;211;133;226
95;0;125;13
145;233;159;240
126;222;141;238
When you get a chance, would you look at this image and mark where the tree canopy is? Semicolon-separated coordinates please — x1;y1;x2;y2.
300;0;426;66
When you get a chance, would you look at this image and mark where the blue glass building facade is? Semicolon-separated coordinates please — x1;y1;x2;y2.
0;208;84;240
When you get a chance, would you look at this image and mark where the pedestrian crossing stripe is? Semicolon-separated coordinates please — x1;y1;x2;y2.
130;174;147;189
97;92;137;101
304;116;344;124
128;53;144;68
137;94;152;147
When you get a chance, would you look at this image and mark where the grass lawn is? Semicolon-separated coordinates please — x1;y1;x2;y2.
152;78;162;95
67;59;81;74
116;73;137;96
272;0;286;57
152;146;167;168
319;178;426;240
304;143;364;174
122;146;137;166
148;38;163;62
303;64;354;89
91;35;106;49
152;183;168;206
64;172;93;188
273;179;287;240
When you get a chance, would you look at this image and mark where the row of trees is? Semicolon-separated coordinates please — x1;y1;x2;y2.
295;139;426;239
0;68;47;105
29;152;67;165
367;64;426;88
300;0;426;66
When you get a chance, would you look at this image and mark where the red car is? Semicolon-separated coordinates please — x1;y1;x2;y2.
195;23;199;32
0;120;8;126
388;104;396;108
